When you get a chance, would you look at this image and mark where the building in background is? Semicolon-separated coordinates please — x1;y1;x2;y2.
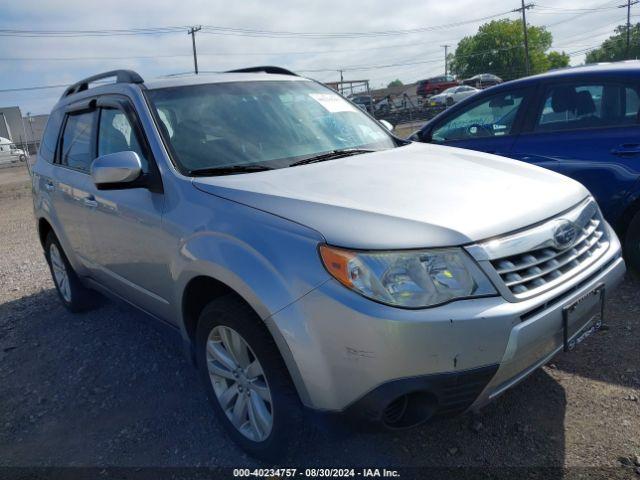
0;107;25;145
0;106;48;155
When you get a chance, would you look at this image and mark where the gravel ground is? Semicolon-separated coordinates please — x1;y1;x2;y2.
0;165;639;477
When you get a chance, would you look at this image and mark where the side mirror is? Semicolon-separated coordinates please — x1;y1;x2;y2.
91;151;142;189
380;119;394;131
412;125;432;143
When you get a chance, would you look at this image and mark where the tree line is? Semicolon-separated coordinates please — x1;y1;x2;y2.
434;18;637;83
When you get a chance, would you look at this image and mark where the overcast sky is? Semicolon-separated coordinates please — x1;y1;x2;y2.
0;0;634;114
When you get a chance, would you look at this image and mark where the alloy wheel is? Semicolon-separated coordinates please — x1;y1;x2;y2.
49;243;71;302
206;325;273;441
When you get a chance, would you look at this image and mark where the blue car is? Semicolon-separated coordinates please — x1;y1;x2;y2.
412;61;640;272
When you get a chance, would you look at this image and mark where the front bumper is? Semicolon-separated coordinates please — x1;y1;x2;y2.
267;228;625;417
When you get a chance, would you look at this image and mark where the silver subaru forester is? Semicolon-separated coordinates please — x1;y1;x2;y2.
31;68;625;459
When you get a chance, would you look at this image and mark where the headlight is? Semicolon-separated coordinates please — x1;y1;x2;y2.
319;245;496;308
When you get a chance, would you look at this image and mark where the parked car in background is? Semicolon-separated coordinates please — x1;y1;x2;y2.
416;75;459;98
0;137;27;164
462;73;503;89
32;67;625;460
411;61;640;272
349;94;374;112
428;85;480;107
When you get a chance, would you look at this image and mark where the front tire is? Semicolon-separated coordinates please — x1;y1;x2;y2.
195;295;304;460
44;232;98;312
624;211;640;274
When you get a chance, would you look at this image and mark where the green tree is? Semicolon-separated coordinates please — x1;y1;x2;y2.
547;50;570;70
449;19;569;81
387;79;403;88
586;24;640;63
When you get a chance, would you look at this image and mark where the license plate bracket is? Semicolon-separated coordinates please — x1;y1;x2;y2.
562;284;605;352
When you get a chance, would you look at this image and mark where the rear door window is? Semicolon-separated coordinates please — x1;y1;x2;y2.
535;82;640;132
59;111;95;172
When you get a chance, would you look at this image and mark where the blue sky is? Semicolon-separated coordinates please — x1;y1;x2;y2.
0;0;633;114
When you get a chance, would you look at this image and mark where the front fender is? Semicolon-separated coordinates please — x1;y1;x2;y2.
173;205;330;325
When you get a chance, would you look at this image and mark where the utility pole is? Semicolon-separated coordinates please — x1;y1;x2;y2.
514;1;534;76
618;0;639;59
441;44;450;76
188;26;202;74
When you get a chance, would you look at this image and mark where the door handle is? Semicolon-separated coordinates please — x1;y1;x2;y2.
83;196;98;208
44;180;55;191
611;144;640;156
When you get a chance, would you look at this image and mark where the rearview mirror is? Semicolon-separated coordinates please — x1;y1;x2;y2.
489;96;514;108
91;151;142;189
380;119;394;131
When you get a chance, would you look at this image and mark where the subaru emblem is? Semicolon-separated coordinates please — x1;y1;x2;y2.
553;220;578;250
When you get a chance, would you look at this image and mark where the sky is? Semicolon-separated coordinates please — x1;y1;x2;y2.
0;0;635;114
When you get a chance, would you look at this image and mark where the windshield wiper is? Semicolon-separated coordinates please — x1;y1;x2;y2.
188;164;273;177
289;148;377;167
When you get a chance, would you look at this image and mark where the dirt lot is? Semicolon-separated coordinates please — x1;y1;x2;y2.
0;165;639;477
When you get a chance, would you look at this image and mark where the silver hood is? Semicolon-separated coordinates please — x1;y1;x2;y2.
192;142;589;249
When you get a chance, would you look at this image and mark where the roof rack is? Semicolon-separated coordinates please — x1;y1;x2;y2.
225;66;298;76
61;69;144;99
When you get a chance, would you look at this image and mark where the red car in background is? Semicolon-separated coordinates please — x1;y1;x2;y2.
416;75;459;98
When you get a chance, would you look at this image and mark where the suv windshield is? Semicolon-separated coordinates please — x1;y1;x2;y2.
146;80;396;174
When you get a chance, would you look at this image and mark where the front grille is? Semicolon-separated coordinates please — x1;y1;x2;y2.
489;202;608;298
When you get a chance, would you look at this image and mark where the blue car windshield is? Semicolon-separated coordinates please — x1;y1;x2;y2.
146;80;396;173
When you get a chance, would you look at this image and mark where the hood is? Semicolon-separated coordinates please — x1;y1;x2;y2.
192;143;589;249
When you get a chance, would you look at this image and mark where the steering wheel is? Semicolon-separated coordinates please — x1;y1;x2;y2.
466;123;493;137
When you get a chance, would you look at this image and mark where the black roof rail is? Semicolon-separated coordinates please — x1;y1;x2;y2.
225;66;298;76
61;69;144;99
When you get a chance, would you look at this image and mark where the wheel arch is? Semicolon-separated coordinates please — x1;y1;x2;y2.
37;217;54;248
181;275;239;345
179;273;313;406
617;193;640;242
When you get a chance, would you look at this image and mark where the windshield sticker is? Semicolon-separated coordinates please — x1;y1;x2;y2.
309;93;356;113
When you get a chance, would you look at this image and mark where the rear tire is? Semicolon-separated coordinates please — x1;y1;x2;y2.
44;232;98;312
624;211;640;274
195;294;304;461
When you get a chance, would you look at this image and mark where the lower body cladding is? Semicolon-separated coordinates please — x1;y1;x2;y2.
267;239;625;429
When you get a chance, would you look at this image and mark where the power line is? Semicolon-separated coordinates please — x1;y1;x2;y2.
0;10;516;40
0;84;69;93
0;38;624;95
0;26;187;37
534;4;620;12
298;44;529;73
198;11;516;39
0;40;453;62
0;2;634;97
543;0;622;28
